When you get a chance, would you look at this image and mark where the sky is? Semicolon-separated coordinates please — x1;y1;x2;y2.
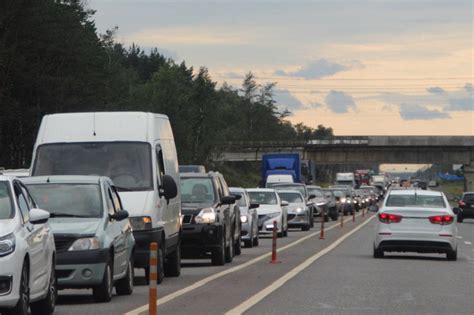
88;0;473;136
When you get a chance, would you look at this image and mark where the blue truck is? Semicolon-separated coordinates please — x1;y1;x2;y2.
261;153;301;187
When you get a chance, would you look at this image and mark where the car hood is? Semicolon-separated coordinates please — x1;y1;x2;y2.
0;219;17;237
49;217;103;235
256;204;282;215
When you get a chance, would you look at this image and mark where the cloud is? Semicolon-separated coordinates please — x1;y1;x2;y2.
324;90;356;113
399;104;451;120
274;59;357;79
274;89;305;111
465;83;473;92
446;98;473;111
426;86;445;94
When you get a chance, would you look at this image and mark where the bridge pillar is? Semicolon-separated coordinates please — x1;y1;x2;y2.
464;162;474;192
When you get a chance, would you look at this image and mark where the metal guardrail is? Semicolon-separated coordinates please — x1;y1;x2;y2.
219;138;370;148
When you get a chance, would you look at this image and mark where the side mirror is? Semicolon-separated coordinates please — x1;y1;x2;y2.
249;203;259;209
221;195;236;205
110;210;129;221
232;194;242;201
160;175;178;200
29;208;50;224
281;200;289;207
308;194;316;200
452;207;460;215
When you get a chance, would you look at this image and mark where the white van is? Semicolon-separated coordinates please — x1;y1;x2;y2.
30;112;181;282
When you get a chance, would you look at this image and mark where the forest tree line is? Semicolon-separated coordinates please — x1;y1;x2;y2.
0;0;333;169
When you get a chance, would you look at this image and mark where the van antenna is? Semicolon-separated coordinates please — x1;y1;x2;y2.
93;112;97;136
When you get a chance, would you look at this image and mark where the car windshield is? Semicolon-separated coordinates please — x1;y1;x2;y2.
26;183;103;218
0;182;14;219
32;142;152;191
248;191;278;205
307;188;324;198
337;180;353;186
278;192;303;203
386;194;446;208
273;185;306;197
180;177;216;207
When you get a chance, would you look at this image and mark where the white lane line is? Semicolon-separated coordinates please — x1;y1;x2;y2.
225;216;375;315
457;236;463;239
125;213;368;315
464;241;472;245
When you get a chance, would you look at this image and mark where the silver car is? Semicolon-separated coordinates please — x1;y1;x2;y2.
277;190;311;231
374;189;458;260
230;187;259;248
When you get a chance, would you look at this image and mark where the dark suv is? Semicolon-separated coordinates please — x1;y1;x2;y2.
180;172;241;265
457;192;474;222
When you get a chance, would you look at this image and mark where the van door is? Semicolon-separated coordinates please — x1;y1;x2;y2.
154;143;171;237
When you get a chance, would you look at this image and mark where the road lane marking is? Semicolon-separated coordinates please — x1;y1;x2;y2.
464;241;472;245
457;236;463;239
125;213;369;315
225;215;375;315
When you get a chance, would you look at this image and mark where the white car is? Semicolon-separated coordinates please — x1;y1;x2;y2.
374;189;458;260
247;189;288;238
0;176;56;315
277;190;311;231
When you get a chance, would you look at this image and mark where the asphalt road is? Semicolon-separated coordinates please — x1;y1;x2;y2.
52;210;474;315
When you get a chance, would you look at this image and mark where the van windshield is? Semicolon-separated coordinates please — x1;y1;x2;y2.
32;142;152;191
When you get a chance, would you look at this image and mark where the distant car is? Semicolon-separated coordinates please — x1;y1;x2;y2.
457;192;474;223
180;172;241;265
0;176;56;315
23;176;135;302
321;188;339;220
329;187;354;216
277;190;311;231
230;187;259;248
373;189;458;260
308;185;338;221
247;188;288;238
271;183;315;227
179;165;206;173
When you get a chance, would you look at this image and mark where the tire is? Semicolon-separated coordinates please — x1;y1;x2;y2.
156;245;165;284
373;246;384;259
234;233;242;256
6;262;29;315
115;257;134;295
330;212;339;221
310;210;314;227
283;224;288;237
211;231;226;266
302;224;310;231
225;232;234;263
244;229;254;248
93;260;113;303
31;259;56;315
447;249;457;261
457;215;463;223
253;232;259;246
164;242;181;277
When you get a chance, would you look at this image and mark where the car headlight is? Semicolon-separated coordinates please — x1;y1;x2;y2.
130;216;152;230
0;233;15;257
341;198;347;203
240;215;248;223
295;207;303;213
365;198;369;202
68;237;100;251
195;208;216;224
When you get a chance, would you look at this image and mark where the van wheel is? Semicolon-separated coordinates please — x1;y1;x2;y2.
211;232;225;266
156;245;165;284
164;242;181;277
447;249;457;261
115;257;134;295
93;260;113;302
5;262;29;315
225;232;234;263
31;259;56;314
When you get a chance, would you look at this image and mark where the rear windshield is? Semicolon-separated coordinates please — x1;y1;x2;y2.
26;183;103;218
180;177;216;207
386;194;446;208
0;182;14;219
278;192;304;203
248;191;278;205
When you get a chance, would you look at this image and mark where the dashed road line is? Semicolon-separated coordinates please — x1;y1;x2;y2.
464;241;472;245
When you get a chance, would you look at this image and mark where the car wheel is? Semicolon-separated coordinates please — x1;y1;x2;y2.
447;249;457;261
93;260;113;302
245;229;254;248
235;234;242;256
302;224;310;231
164;241;181;277
156;245;165;284
330;212;339;221
211;231;226;266
31;258;56;315
253;231;259;246
225;230;234;263
283;223;288;237
6;262;29;315
457;214;463;223
373;246;384;259
115;256;134;295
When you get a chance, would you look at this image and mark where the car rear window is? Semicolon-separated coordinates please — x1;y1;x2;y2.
386;194;446;208
248;191;278;205
463;194;474;203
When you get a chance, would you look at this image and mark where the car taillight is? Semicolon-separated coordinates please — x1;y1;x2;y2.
429;215;454;225
378;213;402;224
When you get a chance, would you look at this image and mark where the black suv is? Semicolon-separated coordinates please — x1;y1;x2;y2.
457;192;474;222
180;171;241;265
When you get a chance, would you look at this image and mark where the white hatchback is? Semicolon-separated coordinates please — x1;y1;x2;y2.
247;188;288;238
0;176;56;315
374;189;458;260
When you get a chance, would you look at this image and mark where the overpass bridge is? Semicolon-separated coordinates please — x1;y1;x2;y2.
214;136;474;191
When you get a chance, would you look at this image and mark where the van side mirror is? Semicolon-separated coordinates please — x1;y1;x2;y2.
221;195;236;205
249;203;259;209
29;208;50;224
110;210;129;221
160;175;178;200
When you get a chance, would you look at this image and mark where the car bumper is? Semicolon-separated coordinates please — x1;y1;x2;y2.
0;253;22;308
56;249;109;288
375;231;457;254
241;221;252;240
258;215;282;234
132;227;164;268
181;224;224;257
